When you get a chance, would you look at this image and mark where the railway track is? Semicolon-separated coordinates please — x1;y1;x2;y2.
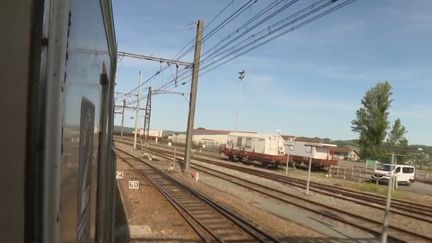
115;147;280;243
195;155;432;221
136;145;432;243
125;140;432;221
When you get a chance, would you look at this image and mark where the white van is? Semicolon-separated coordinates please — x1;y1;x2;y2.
371;164;415;185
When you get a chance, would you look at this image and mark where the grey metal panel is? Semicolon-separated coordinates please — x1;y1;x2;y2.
0;0;32;242
60;0;114;241
42;1;71;242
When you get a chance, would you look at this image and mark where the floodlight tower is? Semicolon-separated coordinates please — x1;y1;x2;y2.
235;70;245;131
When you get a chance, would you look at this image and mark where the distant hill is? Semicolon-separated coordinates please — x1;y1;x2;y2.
410;144;432;154
296;137;431;151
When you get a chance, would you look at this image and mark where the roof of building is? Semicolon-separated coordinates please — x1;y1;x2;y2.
193;128;256;136
330;147;360;156
281;135;297;140
294;137;322;143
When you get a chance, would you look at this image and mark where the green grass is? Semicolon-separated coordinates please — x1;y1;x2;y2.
328;180;413;202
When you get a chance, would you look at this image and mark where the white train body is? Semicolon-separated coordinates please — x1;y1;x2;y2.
226;133;285;156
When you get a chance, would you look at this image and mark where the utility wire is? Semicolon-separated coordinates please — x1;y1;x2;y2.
117;0;241;100
201;0;296;62
171;0;235;61
202;0;330;64
157;0;305;90
129;0;356;104
115;70;160;101
159;0;356;91
156;0;321;90
200;0;356;76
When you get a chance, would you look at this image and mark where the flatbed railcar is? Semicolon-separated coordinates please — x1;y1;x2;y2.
1;0;117;242
220;133;338;169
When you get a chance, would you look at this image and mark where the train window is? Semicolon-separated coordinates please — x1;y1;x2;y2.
395;167;401;173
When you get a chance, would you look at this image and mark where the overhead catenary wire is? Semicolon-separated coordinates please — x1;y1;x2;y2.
173;0;257;63
200;0;297;62
154;0;263;90
116;0;242;101
171;0;235;61
202;0;332;64
199;0;357;78
154;0;301;89
157;0;356;91
115;70;160;101
127;0;356;104
150;0;258;91
156;0;321;91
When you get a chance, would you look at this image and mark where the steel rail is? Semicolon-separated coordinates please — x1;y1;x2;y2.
138;146;432;243
190;163;432;243
134;140;432;213
115;147;281;243
115;138;432;217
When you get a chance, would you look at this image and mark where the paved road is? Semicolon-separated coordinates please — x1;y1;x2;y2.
398;181;432;196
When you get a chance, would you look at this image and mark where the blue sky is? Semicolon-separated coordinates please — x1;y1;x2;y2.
112;0;432;145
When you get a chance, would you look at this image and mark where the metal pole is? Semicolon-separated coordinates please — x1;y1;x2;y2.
143;87;152;145
394;156;398;191
285;154;289;176
133;71;141;150
365;160;368;177
184;20;204;172
173;147;177;171
276;129;281;155
120;99;125;137
235;70;245;131
381;153;395;243
306;147;313;195
235;78;242;131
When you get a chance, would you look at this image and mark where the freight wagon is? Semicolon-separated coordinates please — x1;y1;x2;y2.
220;133;338;169
285;140;338;168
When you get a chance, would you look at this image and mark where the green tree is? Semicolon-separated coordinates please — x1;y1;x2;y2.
351;81;392;159
387;118;408;146
386;118;409;163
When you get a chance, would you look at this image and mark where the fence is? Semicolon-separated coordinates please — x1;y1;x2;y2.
416;170;432;184
327;166;372;183
327;165;432;185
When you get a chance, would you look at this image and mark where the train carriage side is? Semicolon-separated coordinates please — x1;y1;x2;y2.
0;0;117;242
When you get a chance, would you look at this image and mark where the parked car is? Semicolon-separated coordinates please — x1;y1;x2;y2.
372;164;416;185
